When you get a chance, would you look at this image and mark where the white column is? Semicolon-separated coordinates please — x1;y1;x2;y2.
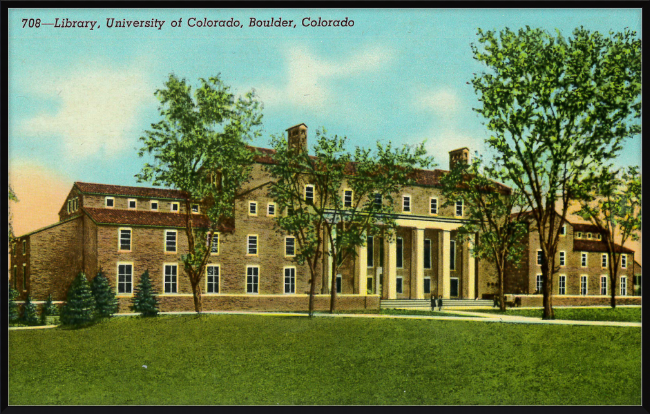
387;237;397;299
438;230;451;299
414;228;425;299
465;236;476;299
357;242;368;296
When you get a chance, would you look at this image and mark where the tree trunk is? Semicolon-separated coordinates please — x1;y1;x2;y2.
541;261;554;320
498;264;506;312
308;263;317;318
329;259;338;314
190;276;203;313
609;256;617;309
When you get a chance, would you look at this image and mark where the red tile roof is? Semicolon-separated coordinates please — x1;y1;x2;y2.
75;182;189;200
83;207;234;232
573;239;634;254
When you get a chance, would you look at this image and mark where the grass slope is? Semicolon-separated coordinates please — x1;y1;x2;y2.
474;307;642;322
9;315;641;405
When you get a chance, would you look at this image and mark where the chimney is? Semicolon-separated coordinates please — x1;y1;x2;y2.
286;123;308;154
449;147;470;170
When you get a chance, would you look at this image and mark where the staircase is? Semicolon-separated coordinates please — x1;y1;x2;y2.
381;299;494;310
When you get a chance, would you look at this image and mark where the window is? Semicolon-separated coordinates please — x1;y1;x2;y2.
164;264;178;293
559;275;566;295
247;235;258;255
249;201;257;216
285;237;295;257
600;276;607;295
537;250;543;266
207;233;219;254
580;275;588;296
191;204;199;214
206;265;219;293
455;200;463;217
430;198;438;215
284;267;296;294
587;232;592;239
596;234;602;240
576;231;582;239
367;278;373;294
22;240;26;255
536;274;543;293
171;202;179;212
22;264;27;292
105;197;115;208
621;254;627;269
403;195;411;213
336;274;342;293
581;252;588;267
559;251;566;267
396;238;404;268
165;230;177;253
344;190;353;208
424;277;431;294
620;276;627;296
151;200;159;211
424;239;432;269
450;240;456;270
267;203;276;216
396;277;403;294
305;185;314;203
247;266;259;293
128;199;137;209
601;254;608;269
374;193;382;209
117;263;133;294
367;236;374;267
119;228;132;251
559;225;566;236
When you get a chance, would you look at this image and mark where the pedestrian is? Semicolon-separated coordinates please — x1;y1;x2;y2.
438;295;443;311
431;294;437;311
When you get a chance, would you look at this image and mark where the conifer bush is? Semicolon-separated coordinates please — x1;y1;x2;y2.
91;270;118;318
60;272;97;326
131;270;159;317
9;284;20;323
22;294;39;325
40;294;59;325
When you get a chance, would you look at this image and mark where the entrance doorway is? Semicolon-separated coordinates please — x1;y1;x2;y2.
450;278;459;298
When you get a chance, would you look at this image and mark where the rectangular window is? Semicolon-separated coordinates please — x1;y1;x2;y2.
367;236;374;267
600;276;607;295
581;275;588;296
165;230;177;253
560;224;566;236
424;239;432;269
587;233;592;239
249;201;257;216
22;264;27;292
151;200;159;211
128;199;137;209
284;267;295;294
430;198;438;215
367;277;373;294
450;240;456;270
374;193;382;209
559;251;566;267
621;254;627;269
336;274;342;293
396;277;403;294
247;266;259;293
305;185;314;203
105;197;114;208
396;238;403;268
171;202;179;212
537;250;543;266
620;276;627;296
581;252;587;267
285;237;295;257
536;274;543;293
164;264;177;293
597;234;602;240
206;265;219;293
248;235;258;255
576;231;582;239
601;254;608;269
119;229;132;251
424;277;431;294
207;233;219;254
455;200;463;217
559;275;566;295
267;203;276;216
22;240;26;255
117;263;133;294
344;190;353;208
403;195;411;212
191;204;199;214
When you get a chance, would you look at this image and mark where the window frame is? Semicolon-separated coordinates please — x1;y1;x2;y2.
601;254;608;269
267;203;276;217
536;274;543;293
580;275;588;296
22;263;27;292
207;232;219;255
285;236;296;257
246;266;259;294
537;250;543;266
600;275;608;295
163;263;178;294
621;254;627;269
118;227;132;252
284;266;296;294
150;200;159;211
424;239;432;269
128;198;137;210
558;275;566;295
206;265;220;294
191;204;200;214
367;236;374;268
373;193;382;209
620;276;627;296
396;237;404;269
559;224;566;237
581;252;588;268
402;195;411;213
450;240;456;271
396;276;403;294
165;230;177;253
587;232;592;239
429;197;438;215
424;277;431;294
596;234;602;240
336;274;342;294
116;262;134;295
576;231;582;239
305;184;315;203
455;200;464;217
559;251;566;267
248;201;258;216
170;202;180;213
22;240;26;255
343;189;353;208
105;197;115;208
247;234;259;256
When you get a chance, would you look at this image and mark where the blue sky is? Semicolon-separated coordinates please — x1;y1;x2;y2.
8;8;642;189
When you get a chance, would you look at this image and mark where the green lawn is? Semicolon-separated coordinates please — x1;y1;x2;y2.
10;315;641;405
473;307;642;322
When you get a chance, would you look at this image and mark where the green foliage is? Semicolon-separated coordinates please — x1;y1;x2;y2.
9;284;20;323
91;270;119;318
40;294;59;325
60;272;97;326
131;270;159;317
21;294;39;325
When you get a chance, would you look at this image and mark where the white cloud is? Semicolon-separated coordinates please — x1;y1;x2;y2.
414;88;461;117
20;62;154;159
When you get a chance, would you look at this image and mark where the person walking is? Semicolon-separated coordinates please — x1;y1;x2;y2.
431;294;437;311
438;295;443;311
